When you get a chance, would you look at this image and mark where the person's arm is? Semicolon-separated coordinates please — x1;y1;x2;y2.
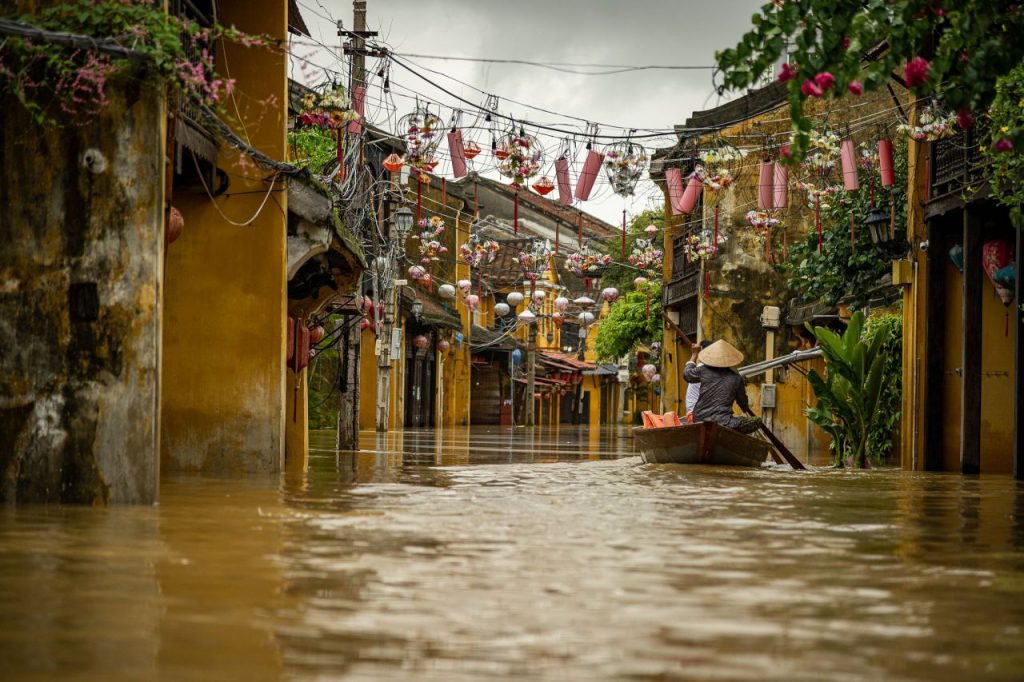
734;375;751;413
683;345;703;383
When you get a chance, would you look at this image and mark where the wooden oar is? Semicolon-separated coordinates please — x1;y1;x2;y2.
662;313;806;470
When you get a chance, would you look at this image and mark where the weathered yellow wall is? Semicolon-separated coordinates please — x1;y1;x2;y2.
358;326;376;431
901;132;929;470
980;284;1017;473
161;0;288;472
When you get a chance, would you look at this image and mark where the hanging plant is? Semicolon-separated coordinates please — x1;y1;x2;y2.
416;215;447;263
565;243;612;276
399;106;445;175
458;233;500;268
518;240;552;281
683;230;726;262
896;105;958;142
602;141;649;197
745;209;781;231
497;133;543;186
626;237;664;273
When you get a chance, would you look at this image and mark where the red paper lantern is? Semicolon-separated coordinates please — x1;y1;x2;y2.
575;150;604;201
665;168;684;216
166;206;184;246
310;325;325;344
383;153;404;173
555;156;573;206
773;163;788;209
757;160;774;210
413;334;430;350
359;318;372;332
495;144;510;160
448;129;467;178
464;140;481;159
533;176;555;195
437;339;451;354
878;139;895;187
552;311;564;328
840;139;860;191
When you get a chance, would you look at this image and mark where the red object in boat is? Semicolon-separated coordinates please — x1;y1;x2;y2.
464;140;481;159
555;156;573;206
533;176;555;195
575;149;604;201
383;153;404;173
448;130;467;178
878;140;895;187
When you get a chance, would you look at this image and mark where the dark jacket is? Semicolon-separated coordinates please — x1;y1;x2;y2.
683;362;750;429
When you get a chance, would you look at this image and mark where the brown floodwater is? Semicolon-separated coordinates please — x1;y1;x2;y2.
2;426;1024;681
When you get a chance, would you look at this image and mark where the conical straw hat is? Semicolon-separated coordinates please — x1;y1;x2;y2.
700;339;744;368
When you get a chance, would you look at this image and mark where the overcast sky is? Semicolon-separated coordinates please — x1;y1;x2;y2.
291;0;765;225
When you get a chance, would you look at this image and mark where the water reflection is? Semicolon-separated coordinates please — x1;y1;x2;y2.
0;426;1023;680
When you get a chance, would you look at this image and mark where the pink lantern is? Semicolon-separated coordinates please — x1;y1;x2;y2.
983;240;1016;305
633;276;649;288
644;224;659;237
464;294;480;311
651;373;661;384
757;160;775;210
419;273;432;289
601;287;620;303
408;265;426;280
413;334;430;350
310;325;326;344
665;167;685;215
553;296;570;312
359;317;372;332
448;129;468;178
362;296;375;315
533;290;547;303
773;162;788;209
552;311;565;328
878;139;895;187
437;339;451;353
457;278;472;294
641;363;657;381
574;149;605;201
347;85;365;135
555;156;573;206
678;174;702;215
840;139;860;191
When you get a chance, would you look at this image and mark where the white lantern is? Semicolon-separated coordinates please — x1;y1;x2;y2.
506;291;525;307
642;363;657;381
554;296;570;312
457;278;473;294
633;276;649;288
438;283;456;300
578;311;595;325
533;290;547;303
518;309;537;323
601;287;620;303
408;265;426;280
574;295;595;308
494;302;511;317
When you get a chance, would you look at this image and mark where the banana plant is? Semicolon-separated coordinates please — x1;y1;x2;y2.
805;311;890;468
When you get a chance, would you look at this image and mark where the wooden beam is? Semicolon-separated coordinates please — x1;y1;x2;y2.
923;219;946;470
1015;224;1024;480
960;208;983;474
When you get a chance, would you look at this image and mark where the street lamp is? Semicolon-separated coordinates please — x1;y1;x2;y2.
865;205;891;244
393;206;415;253
411;298;423;322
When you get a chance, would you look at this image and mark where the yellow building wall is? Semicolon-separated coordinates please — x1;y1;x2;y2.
358;326;377;431
160;0;287;472
901;132;929;470
980;284;1017;473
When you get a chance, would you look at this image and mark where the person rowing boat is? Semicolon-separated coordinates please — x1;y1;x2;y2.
683;339;762;435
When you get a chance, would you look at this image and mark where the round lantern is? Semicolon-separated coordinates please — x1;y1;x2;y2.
383;153;404;173
512;349;523;364
533;290;547;303
644;224;659;237
578;311;595;325
494;302;511;317
464;294;480;311
359;318;372;332
601;287;620;303
437;339;451;354
518;309;537;322
642;364;657;381
166;206;184;246
533;176;555;196
408;265;426;280
362;296;375;315
457;278;473;294
634;276;649;288
506;291;525;307
310;325;325;344
574;295;595;308
412;334;430;350
438;283;456;300
552;311;565;328
554;296;570;312
419;273;432;288
651;373;661;384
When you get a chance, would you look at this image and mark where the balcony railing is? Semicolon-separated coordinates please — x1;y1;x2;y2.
663;270;700;308
929;125;992;203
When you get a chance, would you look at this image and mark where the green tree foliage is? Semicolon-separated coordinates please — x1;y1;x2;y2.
780;138;909;309
594;287;663;362
716;1;1024;160
863;313;903;462
805;311;893;468
986;63;1024;227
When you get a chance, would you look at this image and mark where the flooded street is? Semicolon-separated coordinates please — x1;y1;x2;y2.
2;427;1024;681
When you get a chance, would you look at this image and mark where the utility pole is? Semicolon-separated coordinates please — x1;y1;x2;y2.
351;1;366;90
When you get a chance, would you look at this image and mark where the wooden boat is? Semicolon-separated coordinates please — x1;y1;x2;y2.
632;421;772;467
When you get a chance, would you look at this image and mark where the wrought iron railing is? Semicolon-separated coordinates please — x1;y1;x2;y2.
663;270;700;307
929;125;992;203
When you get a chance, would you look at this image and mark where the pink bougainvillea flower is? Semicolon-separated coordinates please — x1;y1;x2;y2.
814;72;835;90
994;138;1014;152
778;62;798;83
780;144;792;159
904;57;931;88
957;109;974;130
842;37;850;49
801;80;824;97
848;81;864;96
